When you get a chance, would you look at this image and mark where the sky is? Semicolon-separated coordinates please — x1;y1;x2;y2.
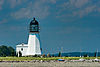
0;0;100;54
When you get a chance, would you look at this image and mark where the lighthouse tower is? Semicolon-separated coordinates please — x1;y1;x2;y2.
26;18;41;56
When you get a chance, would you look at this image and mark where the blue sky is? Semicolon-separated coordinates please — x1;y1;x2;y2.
0;0;100;53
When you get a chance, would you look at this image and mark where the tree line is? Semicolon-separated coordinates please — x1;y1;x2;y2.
0;45;16;57
0;45;98;57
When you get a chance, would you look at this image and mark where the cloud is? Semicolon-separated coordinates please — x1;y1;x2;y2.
8;0;28;8
56;0;100;21
3;0;100;22
49;0;56;4
39;0;57;4
73;5;97;17
56;26;92;35
0;19;7;24
60;0;89;10
69;0;89;8
10;26;27;32
0;0;4;10
7;0;56;8
11;0;50;19
0;0;28;10
8;0;17;8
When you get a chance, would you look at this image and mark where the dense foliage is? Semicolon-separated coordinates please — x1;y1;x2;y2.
0;45;16;57
58;51;61;57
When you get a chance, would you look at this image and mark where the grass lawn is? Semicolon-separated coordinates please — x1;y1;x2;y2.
0;57;99;61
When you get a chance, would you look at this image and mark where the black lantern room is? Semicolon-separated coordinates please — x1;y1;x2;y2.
30;18;39;32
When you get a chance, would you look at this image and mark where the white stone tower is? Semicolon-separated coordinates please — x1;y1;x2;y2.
26;18;41;56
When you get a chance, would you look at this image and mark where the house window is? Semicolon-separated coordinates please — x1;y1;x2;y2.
21;48;23;51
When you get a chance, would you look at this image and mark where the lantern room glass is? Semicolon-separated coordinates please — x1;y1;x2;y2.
30;23;39;32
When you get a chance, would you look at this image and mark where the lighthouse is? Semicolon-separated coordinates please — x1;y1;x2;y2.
26;18;41;56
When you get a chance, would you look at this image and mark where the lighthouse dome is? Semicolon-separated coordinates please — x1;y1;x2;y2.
30;18;39;32
30;18;38;25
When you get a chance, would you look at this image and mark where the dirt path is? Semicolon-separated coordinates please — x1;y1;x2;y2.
0;62;100;67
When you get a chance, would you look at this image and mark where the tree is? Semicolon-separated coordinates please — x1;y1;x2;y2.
8;46;16;56
52;54;54;57
84;54;88;57
58;51;61;57
0;45;16;57
0;45;10;56
94;52;97;57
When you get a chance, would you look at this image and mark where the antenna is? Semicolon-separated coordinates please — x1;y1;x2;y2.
80;49;82;57
61;47;63;53
96;49;98;58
